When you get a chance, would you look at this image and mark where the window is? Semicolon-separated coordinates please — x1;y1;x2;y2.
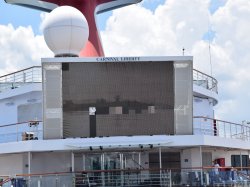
231;155;249;167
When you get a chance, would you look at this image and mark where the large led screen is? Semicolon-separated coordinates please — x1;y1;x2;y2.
62;61;175;138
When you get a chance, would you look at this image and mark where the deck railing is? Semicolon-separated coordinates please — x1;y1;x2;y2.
3;168;250;187
193;116;250;141
0;66;42;92
0;117;249;144
193;69;218;93
0;67;218;94
0;121;43;143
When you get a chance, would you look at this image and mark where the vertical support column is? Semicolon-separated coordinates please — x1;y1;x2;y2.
71;152;75;172
28;152;31;187
159;147;162;186
199;146;204;186
159;147;162;169
82;154;86;170
101;153;105;187
138;152;142;183
28;152;31;174
124;155;127;169
38;176;42;187
139;152;141;168
120;153;124;186
16;124;19;141
240;151;243;171
248;151;250;166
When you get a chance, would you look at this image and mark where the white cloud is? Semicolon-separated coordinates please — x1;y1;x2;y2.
0;24;52;75
210;0;250;121
102;0;210;57
101;0;250;123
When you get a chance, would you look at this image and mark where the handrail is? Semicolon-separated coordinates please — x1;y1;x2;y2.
0;66;41;79
193;69;218;93
10;167;250;187
0;120;43;143
0;66;218;94
0;120;42;128
13;166;250;177
193;116;241;126
0;66;42;93
0;177;12;186
193;69;216;81
193;116;250;141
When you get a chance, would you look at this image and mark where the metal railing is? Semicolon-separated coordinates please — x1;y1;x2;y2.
0;121;43;143
193;69;218;93
3;168;250;187
193;116;250;141
0;66;41;92
4;169;172;187
0;117;249;144
0;66;217;94
73;169;171;186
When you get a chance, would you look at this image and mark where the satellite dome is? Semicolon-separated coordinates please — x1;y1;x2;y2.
42;6;89;57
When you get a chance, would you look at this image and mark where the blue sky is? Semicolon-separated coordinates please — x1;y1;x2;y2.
0;0;222;34
0;2;42;33
0;1;166;34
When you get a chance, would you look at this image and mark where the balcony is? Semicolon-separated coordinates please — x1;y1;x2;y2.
2;168;250;187
193;69;218;94
194;116;250;141
0;121;43;143
0;66;42;93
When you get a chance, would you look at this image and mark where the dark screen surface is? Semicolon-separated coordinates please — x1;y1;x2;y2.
62;61;174;138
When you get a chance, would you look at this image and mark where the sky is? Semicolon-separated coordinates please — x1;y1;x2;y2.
0;0;249;124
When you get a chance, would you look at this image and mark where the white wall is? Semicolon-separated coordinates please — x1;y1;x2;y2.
0;153;25;175
0;90;42;126
193;97;214;135
0;89;42;142
181;148;202;168
31;152;71;173
193;97;214;118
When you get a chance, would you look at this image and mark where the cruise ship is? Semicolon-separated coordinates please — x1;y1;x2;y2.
0;0;250;187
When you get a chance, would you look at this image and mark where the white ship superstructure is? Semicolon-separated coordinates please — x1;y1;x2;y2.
0;1;249;187
0;56;249;187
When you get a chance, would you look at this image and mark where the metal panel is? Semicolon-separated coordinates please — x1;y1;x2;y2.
43;64;62;139
174;61;193;135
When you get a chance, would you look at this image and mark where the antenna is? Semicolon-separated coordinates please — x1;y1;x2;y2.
207;22;213;77
208;42;212;76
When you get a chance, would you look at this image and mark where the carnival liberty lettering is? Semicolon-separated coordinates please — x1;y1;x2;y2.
96;57;140;62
